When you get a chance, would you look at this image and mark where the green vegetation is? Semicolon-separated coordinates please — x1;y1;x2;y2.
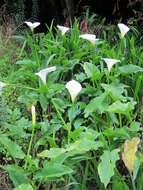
0;19;143;190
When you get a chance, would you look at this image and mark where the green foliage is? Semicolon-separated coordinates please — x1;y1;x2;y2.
0;19;143;189
0;134;25;159
98;149;120;188
4;165;29;187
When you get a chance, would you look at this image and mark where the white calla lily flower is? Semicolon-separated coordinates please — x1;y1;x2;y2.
35;66;56;84
102;58;121;72
31;105;36;126
0;82;6;95
66;80;82;102
118;23;130;38
57;25;69;35
79;34;99;44
24;21;40;31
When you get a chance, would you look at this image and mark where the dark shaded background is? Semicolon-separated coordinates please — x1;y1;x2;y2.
0;0;143;32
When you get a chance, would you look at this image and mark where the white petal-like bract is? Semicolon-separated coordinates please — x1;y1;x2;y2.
24;21;40;31
66;80;82;102
57;25;69;35
31;105;36;126
102;58;120;72
79;34;99;44
118;23;130;38
35;66;56;84
0;82;6;96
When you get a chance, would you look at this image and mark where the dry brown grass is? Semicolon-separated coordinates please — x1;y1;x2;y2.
0;5;17;57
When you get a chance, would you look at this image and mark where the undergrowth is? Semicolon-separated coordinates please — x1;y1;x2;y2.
0;18;143;190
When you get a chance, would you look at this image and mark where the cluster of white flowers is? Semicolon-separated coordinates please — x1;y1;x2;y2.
0;22;130;100
24;21;129;40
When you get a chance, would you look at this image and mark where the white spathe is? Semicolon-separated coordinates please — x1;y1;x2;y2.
0;82;6;96
79;34;99;44
31;105;36;126
24;21;40;31
66;80;82;102
57;25;69;35
102;58;121;72
35;66;56;84
118;23;130;38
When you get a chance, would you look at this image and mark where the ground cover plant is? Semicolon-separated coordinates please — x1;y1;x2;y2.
0;18;143;190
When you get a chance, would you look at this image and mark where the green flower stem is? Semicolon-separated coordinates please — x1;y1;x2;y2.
26;32;40;68
120;38;124;54
51;99;67;130
130;172;136;190
24;119;36;169
120;37;126;56
68;102;74;144
92;79;95;89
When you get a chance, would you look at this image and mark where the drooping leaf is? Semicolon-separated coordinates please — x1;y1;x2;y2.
16;59;36;65
128;121;141;132
14;184;33;190
67;140;103;156
112;175;130;190
104;127;130;139
84;93;107;117
107;100;136;115
4;165;29;187
98;149;120;188
122;137;140;172
83;62;100;80
35;163;73;179
118;65;143;74
46;54;56;66
101;79;127;101
38;148;66;158
0;135;25;159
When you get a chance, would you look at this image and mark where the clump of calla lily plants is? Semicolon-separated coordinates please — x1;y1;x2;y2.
0;19;143;190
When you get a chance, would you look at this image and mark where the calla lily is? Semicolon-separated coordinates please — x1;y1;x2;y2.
57;25;69;35
79;34;99;44
66;80;82;102
35;66;56;84
0;82;6;95
31;105;36;126
102;58;121;72
118;23;130;38
24;21;40;32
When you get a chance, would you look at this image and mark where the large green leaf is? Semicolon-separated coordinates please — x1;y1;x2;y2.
98;149;120;188
83;62;100;80
14;184;33;190
101;80;127;101
107;100;136;114
104;127;130;139
84;93;107;117
118;65;143;74
67;129;102;156
35;163;73;179
0;135;25;159
38;148;66;158
4;165;29;187
16;59;36;65
67;139;103;156
112;175;130;190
